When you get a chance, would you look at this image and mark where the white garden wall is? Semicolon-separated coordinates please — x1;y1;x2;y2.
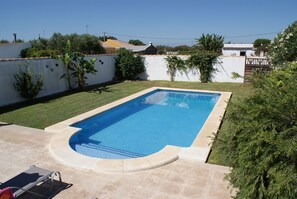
140;55;197;81
212;56;245;83
0;58;67;106
0;55;116;107
85;55;116;85
0;54;245;107
140;55;245;83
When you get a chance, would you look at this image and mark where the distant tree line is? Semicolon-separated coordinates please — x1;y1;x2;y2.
156;45;194;54
157;34;224;55
21;33;106;58
0;39;24;43
1;32;272;58
128;39;145;46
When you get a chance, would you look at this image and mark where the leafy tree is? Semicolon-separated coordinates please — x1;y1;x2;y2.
115;48;145;80
47;33;105;54
128;39;145;46
217;62;297;199
196;33;224;54
31;38;49;50
47;32;68;53
253;38;271;56
76;34;105;54
253;38;271;48
165;56;186;81
13;62;43;100
187;51;218;83
8;33;106;57
268;21;297;66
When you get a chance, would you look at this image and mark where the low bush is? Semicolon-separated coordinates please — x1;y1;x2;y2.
115;48;145;80
13;62;44;100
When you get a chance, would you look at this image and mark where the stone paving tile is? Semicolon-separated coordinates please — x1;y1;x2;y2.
0;124;234;199
181;184;206;198
159;180;184;196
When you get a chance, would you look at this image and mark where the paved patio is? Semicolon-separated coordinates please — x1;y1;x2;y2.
0;124;235;199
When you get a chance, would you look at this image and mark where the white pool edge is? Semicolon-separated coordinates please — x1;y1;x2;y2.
46;87;232;173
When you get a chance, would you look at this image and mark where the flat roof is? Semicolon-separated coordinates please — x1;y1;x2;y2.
223;44;254;49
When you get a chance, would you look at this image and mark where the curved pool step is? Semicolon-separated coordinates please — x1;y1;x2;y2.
72;143;145;159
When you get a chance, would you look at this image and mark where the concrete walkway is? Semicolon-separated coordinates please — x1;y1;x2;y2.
0;124;234;199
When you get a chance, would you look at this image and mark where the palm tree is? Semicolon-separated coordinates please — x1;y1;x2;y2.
196;34;224;54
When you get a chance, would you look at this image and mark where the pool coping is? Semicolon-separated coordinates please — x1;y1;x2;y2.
45;87;232;173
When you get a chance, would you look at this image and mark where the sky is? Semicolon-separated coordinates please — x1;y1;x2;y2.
1;0;296;46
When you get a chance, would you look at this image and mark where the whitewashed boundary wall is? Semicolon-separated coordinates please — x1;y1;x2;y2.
140;55;245;83
0;42;31;58
0;55;116;107
0;55;244;107
85;55;116;85
212;56;245;83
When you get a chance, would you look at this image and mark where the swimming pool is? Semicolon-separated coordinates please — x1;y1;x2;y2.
69;89;220;159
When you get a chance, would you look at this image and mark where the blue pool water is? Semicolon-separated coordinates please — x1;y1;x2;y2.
69;89;220;159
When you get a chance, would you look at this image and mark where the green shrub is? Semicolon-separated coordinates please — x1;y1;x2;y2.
165;56;186;82
26;48;40;57
25;48;59;58
218;62;297;199
20;48;29;58
187;51;218;83
115;48;145;80
13;62;44;100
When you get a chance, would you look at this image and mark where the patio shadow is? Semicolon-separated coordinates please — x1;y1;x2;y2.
17;180;72;199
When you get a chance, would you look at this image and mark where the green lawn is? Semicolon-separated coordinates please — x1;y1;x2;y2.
0;80;252;165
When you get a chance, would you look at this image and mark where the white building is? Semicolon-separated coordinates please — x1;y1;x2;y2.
222;44;255;57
